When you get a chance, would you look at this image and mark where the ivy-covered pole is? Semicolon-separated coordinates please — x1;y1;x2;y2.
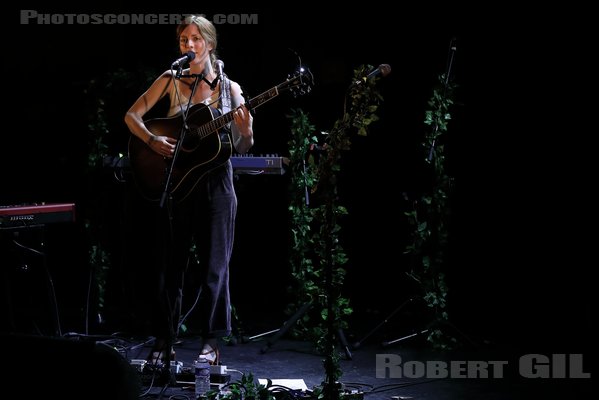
404;39;458;349
312;65;385;399
286;109;318;315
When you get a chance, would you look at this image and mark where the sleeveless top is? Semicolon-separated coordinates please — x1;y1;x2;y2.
167;79;221;117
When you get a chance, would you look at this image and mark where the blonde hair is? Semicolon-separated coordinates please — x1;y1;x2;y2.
177;15;218;67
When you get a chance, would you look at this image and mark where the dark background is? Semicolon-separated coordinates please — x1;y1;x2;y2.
2;5;594;353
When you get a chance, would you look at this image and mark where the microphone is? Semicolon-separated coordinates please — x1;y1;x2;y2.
211;59;224;90
356;64;392;85
171;51;196;68
215;59;224;77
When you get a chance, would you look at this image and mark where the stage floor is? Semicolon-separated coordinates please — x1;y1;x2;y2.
4;328;592;400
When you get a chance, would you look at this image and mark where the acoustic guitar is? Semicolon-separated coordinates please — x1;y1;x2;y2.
128;68;313;202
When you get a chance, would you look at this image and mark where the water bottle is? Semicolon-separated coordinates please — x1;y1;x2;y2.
194;358;211;398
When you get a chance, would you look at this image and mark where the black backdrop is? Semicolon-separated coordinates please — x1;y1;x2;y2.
2;5;594;352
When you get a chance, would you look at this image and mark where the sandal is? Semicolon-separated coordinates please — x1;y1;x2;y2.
198;344;220;365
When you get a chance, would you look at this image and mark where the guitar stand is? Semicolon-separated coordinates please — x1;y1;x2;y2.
259;301;352;360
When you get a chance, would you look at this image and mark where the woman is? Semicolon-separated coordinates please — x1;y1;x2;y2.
124;14;253;366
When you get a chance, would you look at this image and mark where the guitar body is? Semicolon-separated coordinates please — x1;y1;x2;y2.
128;103;232;202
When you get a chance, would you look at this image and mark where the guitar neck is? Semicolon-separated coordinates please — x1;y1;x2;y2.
195;87;279;138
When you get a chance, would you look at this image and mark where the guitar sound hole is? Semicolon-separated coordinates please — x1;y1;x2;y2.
181;130;201;152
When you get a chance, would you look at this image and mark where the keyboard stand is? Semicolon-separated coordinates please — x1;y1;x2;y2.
1;225;62;336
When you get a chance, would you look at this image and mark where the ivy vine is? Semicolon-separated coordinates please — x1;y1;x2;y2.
286;65;384;399
404;67;458;350
205;372;275;400
285;108;319;326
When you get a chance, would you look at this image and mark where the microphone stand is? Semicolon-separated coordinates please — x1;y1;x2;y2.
154;72;204;387
159;73;204;208
427;38;456;162
155;71;220;387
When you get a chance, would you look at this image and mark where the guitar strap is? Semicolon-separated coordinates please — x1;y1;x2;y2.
219;72;232;119
217;70;233;151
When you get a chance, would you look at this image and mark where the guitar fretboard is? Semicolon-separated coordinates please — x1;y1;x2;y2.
195;87;280;138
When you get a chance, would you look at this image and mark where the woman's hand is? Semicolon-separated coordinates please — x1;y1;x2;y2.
233;105;253;136
148;135;177;158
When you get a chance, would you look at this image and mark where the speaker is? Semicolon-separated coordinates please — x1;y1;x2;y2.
4;333;140;400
